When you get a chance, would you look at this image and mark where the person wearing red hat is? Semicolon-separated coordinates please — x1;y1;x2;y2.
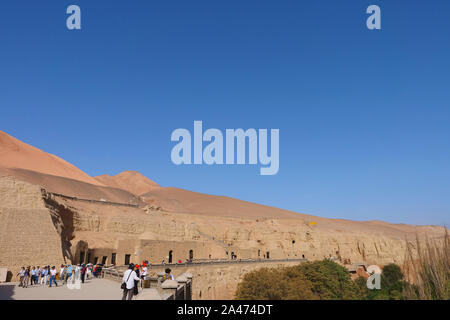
133;265;141;296
140;263;148;288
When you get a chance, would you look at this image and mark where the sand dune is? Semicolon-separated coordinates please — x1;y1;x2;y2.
141;187;314;219
0;130;445;229
0;131;103;186
94;171;160;196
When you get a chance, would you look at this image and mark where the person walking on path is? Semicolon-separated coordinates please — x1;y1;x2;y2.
121;264;140;300
60;265;66;285
66;264;73;284
17;267;25;287
80;264;87;283
49;266;58;287
23;267;30;288
35;266;41;285
30;267;36;285
41;267;48;285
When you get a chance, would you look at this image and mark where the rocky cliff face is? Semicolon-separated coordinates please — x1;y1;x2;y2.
0;176;446;292
0;178;66;279
60;191;445;268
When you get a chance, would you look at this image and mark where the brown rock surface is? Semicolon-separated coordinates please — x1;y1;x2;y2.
94;171;160;196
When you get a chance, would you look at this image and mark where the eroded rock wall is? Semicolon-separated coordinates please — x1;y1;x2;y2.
0;178;66;280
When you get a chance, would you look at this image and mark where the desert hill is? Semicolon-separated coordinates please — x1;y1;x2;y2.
141;187;307;219
0;131;103;186
0;130;302;219
94;171;160;196
0;130;447;298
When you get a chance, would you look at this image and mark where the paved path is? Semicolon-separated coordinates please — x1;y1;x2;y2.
0;278;127;300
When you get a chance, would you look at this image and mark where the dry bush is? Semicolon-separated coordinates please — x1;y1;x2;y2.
403;228;450;300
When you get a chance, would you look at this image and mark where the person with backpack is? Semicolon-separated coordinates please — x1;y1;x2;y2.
121;264;140;300
163;268;174;281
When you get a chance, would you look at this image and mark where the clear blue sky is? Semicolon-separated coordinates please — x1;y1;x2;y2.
1;1;449;226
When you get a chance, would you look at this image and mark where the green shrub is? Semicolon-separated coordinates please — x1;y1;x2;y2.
235;259;364;300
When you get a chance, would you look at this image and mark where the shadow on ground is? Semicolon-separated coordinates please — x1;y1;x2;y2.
0;284;16;300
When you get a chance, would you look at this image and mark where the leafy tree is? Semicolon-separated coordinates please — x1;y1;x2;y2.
367;263;405;300
297;260;361;299
235;260;365;300
235;268;284;300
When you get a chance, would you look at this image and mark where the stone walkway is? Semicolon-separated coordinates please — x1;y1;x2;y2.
0;278;128;300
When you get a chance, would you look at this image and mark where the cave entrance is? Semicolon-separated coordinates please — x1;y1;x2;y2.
168;250;173;264
102;256;107;265
189;249;194;261
111;253;116;265
124;254;131;265
266;252;270;259
258;249;261;257
79;251;85;264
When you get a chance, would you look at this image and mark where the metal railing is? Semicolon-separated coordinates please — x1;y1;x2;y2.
47;192;140;208
101;268;192;300
140;258;307;268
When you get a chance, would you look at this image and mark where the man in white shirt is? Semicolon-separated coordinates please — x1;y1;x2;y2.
140;264;148;288
141;265;148;278
122;264;140;300
17;267;25;287
49;266;58;287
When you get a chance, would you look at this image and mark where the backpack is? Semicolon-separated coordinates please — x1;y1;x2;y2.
121;270;132;290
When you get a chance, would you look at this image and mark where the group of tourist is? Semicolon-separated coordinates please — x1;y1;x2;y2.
121;263;173;300
16;263;100;288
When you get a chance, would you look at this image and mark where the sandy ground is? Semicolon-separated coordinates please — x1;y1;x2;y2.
0;278;127;300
